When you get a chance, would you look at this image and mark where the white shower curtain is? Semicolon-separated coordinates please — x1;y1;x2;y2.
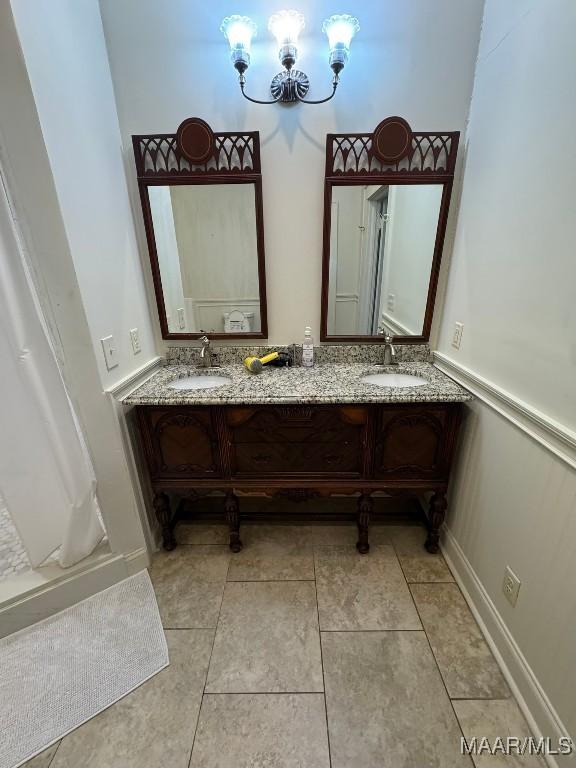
0;173;104;568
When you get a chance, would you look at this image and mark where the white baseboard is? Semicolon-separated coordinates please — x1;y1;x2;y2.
441;526;570;768
124;546;149;575
0;548;149;639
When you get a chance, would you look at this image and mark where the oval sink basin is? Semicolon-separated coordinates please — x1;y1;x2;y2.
168;375;232;391
360;373;428;388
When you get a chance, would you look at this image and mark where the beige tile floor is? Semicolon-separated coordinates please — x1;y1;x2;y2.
26;521;544;768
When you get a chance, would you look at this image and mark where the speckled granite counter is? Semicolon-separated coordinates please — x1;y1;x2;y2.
123;362;472;406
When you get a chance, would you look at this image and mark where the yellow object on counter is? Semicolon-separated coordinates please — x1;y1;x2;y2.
243;351;279;373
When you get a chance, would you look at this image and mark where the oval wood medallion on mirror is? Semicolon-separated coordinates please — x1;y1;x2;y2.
176;117;215;163
373;116;413;163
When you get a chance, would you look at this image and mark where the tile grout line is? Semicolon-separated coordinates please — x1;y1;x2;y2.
389;537;474;761
313;547;334;768
46;739;62;767
320;628;428;633
385;532;424;631
406;579;475;766
185;546;232;768
199;690;329;695
226;578;316;583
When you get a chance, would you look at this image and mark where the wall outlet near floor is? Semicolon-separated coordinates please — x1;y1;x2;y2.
502;566;521;606
177;307;186;330
100;335;119;370
387;293;396;312
452;322;464;349
129;328;141;354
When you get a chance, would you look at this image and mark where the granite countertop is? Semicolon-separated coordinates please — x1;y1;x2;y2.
122;362;472;406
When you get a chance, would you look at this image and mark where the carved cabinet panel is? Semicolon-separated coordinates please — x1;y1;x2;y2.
373;405;460;480
227;406;368;477
138;406;222;480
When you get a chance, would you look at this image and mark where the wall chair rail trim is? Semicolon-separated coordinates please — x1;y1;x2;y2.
433;352;576;471
106;356;164;400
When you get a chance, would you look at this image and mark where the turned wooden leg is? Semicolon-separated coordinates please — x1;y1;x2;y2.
224;492;242;553
356;493;372;554
153;491;176;551
426;490;447;553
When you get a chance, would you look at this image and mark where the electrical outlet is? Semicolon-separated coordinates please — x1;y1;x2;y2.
452;322;464;349
387;293;395;312
502;566;521;606
129;328;141;354
177;307;186;330
100;335;118;370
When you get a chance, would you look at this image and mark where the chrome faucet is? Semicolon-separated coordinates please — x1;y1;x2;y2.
198;335;216;368
382;332;398;366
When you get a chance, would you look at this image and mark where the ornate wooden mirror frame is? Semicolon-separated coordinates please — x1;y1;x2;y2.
133;118;268;339
320;117;460;343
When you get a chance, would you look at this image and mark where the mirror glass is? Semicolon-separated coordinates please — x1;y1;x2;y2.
149;183;261;334
326;184;443;336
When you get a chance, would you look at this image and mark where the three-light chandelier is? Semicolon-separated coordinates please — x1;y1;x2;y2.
220;10;360;105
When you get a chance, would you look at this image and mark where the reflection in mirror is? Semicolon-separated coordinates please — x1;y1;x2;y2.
326;184;442;337
149;184;261;334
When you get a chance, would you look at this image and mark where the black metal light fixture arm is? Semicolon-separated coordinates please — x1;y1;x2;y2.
238;74;283;104
295;77;339;104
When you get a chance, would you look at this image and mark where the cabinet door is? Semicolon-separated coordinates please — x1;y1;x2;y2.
227;405;368;477
374;406;458;481
138;407;222;480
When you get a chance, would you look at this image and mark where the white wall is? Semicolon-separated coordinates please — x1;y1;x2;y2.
437;0;576;431
10;0;157;387
436;0;576;744
148;186;186;333
99;0;485;346
381;185;443;335
171;185;260;315
329;186;364;334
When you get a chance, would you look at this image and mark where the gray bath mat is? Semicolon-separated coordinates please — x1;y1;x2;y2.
0;570;168;768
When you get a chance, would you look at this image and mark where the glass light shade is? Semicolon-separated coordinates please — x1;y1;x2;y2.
268;10;305;68
322;14;360;72
220;15;257;72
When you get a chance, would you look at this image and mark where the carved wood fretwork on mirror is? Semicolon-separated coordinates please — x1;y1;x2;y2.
133;118;268;340
321;117;460;343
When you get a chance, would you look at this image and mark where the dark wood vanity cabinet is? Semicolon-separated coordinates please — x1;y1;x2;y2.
227;406;369;477
136;402;462;555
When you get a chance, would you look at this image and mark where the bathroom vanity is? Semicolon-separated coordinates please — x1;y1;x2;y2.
126;358;471;555
127;114;469;555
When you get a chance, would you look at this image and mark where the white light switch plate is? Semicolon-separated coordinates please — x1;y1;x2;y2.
452;322;464;349
101;335;119;370
130;328;141;354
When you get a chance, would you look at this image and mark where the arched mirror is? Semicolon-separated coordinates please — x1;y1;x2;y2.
320;117;459;342
133;117;268;339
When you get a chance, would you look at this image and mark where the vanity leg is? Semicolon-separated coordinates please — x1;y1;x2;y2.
153;491;176;551
426;490;447;554
224;492;242;553
356;493;372;554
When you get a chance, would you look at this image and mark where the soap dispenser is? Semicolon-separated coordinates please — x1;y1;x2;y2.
302;326;314;368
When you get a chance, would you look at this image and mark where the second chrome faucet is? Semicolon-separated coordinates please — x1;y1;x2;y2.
382;332;398;366
198;336;218;368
